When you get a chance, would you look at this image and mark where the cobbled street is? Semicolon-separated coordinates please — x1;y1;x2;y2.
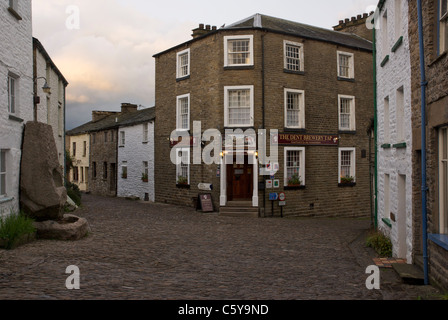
0;194;443;300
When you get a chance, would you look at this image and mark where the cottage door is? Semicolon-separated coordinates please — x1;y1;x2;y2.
227;155;253;201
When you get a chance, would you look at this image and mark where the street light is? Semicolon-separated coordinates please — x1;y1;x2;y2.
33;76;51;121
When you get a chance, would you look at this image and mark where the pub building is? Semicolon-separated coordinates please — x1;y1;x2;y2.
154;13;374;218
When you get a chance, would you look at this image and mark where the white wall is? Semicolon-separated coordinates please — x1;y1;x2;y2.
376;0;413;262
117;122;155;201
0;0;33;215
35;45;66;167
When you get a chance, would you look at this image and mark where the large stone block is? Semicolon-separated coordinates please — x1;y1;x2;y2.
20;121;67;221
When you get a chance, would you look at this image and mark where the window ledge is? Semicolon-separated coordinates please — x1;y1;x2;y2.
338;182;356;187
339;130;356;135
283;69;305;75
284;185;306;190
176;75;190;82
391;36;403;53
8;7;22;20
9;115;24;123
428;51;447;67
428;234;448;251
224;65;254;70
381;55;390;67
176;184;190;189
337;77;355;82
0;197;14;204
382;218;392;228
283;128;306;133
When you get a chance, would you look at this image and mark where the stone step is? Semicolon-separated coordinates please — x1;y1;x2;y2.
226;201;253;207
392;263;425;285
219;206;259;218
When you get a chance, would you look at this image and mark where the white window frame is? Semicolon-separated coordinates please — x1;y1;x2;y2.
439;127;448;235
338;95;356;131
337;51;354;79
176;48;190;79
284;89;305;129
120;131;125;146
338;148;356;183
284;147;306;187
383;97;390;144
224;85;254;128
176;148;190;185
440;0;448;54
8;75;17;114
224;35;254;67
143;123;149;143
176;93;190;131
0;150;7;198
284;40;304;72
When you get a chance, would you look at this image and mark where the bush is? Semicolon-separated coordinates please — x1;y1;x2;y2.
366;231;393;257
0;211;36;250
65;181;81;206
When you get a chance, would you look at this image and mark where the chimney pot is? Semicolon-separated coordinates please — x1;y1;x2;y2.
206;25;211;30
357;15;362;19
199;23;204;29
339;20;344;24
345;18;349;23
212;26;217;31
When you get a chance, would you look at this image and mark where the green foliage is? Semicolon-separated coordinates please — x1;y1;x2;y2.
177;176;188;185
287;174;302;186
340;176;355;184
0;211;36;250
65;180;81;206
366;231;392;257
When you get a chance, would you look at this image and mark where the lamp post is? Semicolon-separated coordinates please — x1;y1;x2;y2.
33;76;51;122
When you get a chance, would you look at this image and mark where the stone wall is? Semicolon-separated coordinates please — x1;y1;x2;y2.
155;26;374;218
89;129;118;197
409;0;448;290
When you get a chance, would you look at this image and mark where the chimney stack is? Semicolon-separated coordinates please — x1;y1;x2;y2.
333;12;374;42
120;103;138;114
192;23;217;38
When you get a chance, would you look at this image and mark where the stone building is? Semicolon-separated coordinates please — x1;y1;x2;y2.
408;0;448;290
153;14;374;218
0;0;34;215
33;37;69;168
117;107;155;201
375;0;414;263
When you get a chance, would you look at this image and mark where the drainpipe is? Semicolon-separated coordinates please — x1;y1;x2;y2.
373;22;378;230
417;0;429;286
261;33;266;216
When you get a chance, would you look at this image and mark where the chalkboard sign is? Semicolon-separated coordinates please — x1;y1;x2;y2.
198;194;214;212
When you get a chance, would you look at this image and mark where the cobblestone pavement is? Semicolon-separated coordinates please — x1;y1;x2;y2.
0;194;444;300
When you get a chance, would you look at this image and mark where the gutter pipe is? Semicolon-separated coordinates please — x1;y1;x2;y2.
417;0;429;286
373;23;378;230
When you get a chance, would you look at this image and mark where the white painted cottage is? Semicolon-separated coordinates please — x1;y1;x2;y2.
117;107;155;202
0;0;34;215
375;0;414;262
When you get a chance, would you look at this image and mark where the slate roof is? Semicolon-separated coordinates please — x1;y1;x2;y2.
66;107;155;136
222;13;372;51
154;13;372;57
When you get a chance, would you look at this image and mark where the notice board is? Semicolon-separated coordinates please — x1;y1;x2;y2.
198;194;214;212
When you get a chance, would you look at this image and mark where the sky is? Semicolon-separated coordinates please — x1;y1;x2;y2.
31;0;377;130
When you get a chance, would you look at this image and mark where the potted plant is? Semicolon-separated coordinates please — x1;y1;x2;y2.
287;174;302;187
141;172;148;182
340;176;355;184
177;176;189;185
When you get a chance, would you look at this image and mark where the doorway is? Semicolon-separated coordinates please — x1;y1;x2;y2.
226;155;253;201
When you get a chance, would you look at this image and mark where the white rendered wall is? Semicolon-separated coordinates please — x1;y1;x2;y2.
117;122;155;202
376;0;413;262
0;0;33;215
35;50;66;167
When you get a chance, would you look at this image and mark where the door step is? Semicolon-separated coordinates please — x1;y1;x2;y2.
219;203;259;218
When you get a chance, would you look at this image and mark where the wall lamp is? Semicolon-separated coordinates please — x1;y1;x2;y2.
33;76;51;121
